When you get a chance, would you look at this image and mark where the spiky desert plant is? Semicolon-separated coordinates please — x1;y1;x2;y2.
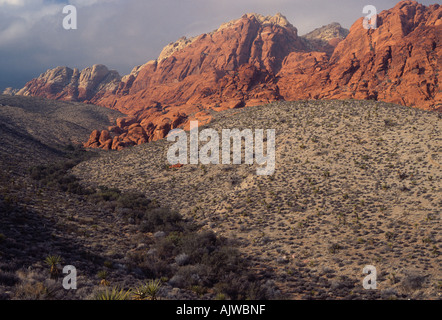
44;255;62;279
132;279;162;300
95;286;132;300
146;279;162;300
131;284;149;300
97;270;110;286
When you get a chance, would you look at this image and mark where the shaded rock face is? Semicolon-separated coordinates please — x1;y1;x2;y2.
17;2;442;150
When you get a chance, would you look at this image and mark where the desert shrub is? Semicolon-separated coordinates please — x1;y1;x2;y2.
180;231;218;263
162;231;271;298
328;243;342;254
401;272;426;291
166;231;183;246
172;264;211;288
90;186;122;202
140;208;183;233
200;246;245;279
384;119;397;127
135;254;172;279
215;273;268;300
175;253;190;266
13;281;58;300
116;192;151;210
154;237;177;260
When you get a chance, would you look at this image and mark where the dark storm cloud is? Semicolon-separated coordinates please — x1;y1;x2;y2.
0;0;438;91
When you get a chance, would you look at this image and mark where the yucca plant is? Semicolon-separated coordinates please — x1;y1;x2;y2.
44;255;62;279
131;284;149;301
132;279;162;300
146;279;162;300
95;286;132;300
97;270;110;286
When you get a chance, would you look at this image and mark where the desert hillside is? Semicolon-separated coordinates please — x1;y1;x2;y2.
0;97;279;301
72;99;441;299
0;97;440;300
0;95;124;172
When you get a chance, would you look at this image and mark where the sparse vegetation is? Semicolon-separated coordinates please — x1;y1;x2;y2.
1;98;440;300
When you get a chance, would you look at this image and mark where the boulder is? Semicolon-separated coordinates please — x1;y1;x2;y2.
84;129;101;148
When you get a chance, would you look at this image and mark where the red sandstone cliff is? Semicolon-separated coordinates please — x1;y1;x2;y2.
13;2;442;150
277;1;442;110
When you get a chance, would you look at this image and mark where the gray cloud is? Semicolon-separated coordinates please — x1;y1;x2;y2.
0;0;438;91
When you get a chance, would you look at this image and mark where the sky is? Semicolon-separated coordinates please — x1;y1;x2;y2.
0;0;439;91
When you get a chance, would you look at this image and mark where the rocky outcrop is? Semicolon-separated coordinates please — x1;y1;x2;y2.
83;103;195;150
2;87;18;96
301;22;350;55
16;64;121;103
303;22;349;41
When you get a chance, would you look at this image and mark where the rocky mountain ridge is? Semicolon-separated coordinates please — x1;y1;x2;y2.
7;1;442;151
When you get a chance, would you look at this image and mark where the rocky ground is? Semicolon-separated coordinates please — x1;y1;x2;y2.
72;99;442;300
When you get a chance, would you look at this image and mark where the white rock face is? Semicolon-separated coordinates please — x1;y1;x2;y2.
302;22;349;42
15;64;121;102
158;36;198;61
2;87;18;96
